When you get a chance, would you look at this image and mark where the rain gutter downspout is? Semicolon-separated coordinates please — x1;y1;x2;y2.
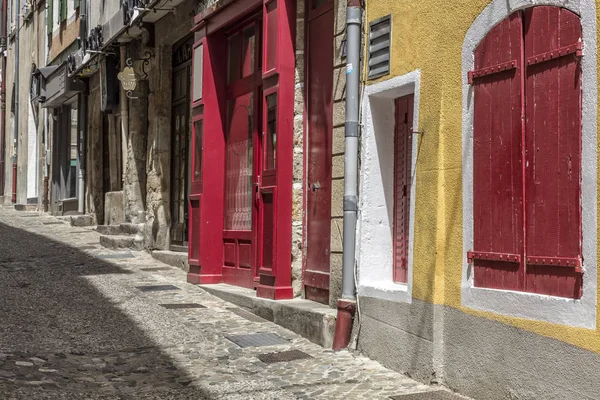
11;0;20;203
77;0;88;214
333;0;361;351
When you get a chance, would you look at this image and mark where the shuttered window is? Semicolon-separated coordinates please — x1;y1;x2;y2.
47;0;53;35
59;0;67;23
469;6;583;299
393;94;413;283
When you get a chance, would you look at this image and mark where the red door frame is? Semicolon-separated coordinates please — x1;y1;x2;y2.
188;0;295;300
302;0;334;304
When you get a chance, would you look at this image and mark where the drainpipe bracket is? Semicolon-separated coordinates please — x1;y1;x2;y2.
345;121;359;137
343;195;358;212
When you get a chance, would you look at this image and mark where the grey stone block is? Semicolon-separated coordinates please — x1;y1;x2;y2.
151;250;189;272
96;225;122;235
99;235;143;251
104;191;125;226
200;284;337;348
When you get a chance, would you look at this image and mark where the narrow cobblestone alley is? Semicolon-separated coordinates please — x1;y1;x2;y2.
0;206;461;399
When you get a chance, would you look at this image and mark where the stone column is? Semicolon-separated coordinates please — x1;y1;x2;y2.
123;42;148;224
143;44;172;249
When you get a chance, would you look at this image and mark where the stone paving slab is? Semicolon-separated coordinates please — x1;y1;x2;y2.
0;206;466;399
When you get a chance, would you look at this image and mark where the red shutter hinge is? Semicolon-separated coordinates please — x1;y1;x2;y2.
468;59;518;84
467;251;521;263
526;41;582;67
526;255;583;273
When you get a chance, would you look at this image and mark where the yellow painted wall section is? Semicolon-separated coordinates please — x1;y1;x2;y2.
365;0;600;354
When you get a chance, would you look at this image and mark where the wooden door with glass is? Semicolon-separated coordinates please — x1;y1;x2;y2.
222;17;262;288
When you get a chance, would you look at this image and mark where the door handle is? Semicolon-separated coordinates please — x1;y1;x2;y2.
311;182;321;192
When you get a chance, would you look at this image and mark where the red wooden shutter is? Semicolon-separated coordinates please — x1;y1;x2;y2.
523;7;583;298
470;13;525;291
393;95;413;283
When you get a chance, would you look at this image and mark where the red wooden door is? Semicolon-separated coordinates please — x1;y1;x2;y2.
523;6;583;297
393;95;413;283
222;21;262;288
471;12;525;291
304;0;334;304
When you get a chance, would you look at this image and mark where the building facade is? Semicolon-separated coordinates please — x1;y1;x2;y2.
0;0;349;306
356;0;600;399
7;0;600;398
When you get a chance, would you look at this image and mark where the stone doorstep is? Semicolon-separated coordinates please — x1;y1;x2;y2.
14;204;37;211
151;250;189;273
199;283;337;349
96;225;123;235
99;234;144;251
56;215;94;227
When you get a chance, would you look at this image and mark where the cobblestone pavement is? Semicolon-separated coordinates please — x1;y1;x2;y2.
0;206;458;399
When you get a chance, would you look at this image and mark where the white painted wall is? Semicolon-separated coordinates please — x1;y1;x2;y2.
461;0;597;329
26;100;37;199
356;71;421;304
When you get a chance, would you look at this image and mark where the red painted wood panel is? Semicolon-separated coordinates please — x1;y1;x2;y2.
303;0;334;304
472;12;525;291
523;6;583;298
393;95;413;283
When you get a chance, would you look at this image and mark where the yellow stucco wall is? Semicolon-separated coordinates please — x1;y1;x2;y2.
365;0;600;353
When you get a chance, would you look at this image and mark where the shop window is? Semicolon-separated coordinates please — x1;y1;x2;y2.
265;93;277;171
469;6;583;299
264;0;278;74
193;119;203;184
227;34;241;84
193;43;203;103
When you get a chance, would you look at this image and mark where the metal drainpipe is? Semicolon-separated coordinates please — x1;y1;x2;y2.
77;0;87;214
120;45;128;190
11;0;20;203
332;0;362;351
0;0;6;198
42;2;49;212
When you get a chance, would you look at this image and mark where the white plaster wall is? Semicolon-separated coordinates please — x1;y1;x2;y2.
357;71;420;304
461;0;597;329
26;101;37;199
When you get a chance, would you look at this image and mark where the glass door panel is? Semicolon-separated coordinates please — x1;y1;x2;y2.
224;92;254;231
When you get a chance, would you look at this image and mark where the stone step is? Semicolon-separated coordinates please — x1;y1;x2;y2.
199;284;337;349
96;225;122;235
99;235;143;251
57;214;94;227
151;250;189;272
14;204;37;211
120;223;142;235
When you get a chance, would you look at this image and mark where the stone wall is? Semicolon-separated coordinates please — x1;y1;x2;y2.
142;0;195;249
291;0;306;297
86;74;104;224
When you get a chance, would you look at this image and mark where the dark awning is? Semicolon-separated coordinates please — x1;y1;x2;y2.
35;66;58;78
41;63;85;108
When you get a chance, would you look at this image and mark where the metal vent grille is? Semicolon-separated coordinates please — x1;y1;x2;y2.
225;333;289;348
136;285;180;292
258;350;312;364
368;15;391;80
160;303;206;309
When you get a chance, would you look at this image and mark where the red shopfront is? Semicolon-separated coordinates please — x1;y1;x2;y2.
187;0;295;300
